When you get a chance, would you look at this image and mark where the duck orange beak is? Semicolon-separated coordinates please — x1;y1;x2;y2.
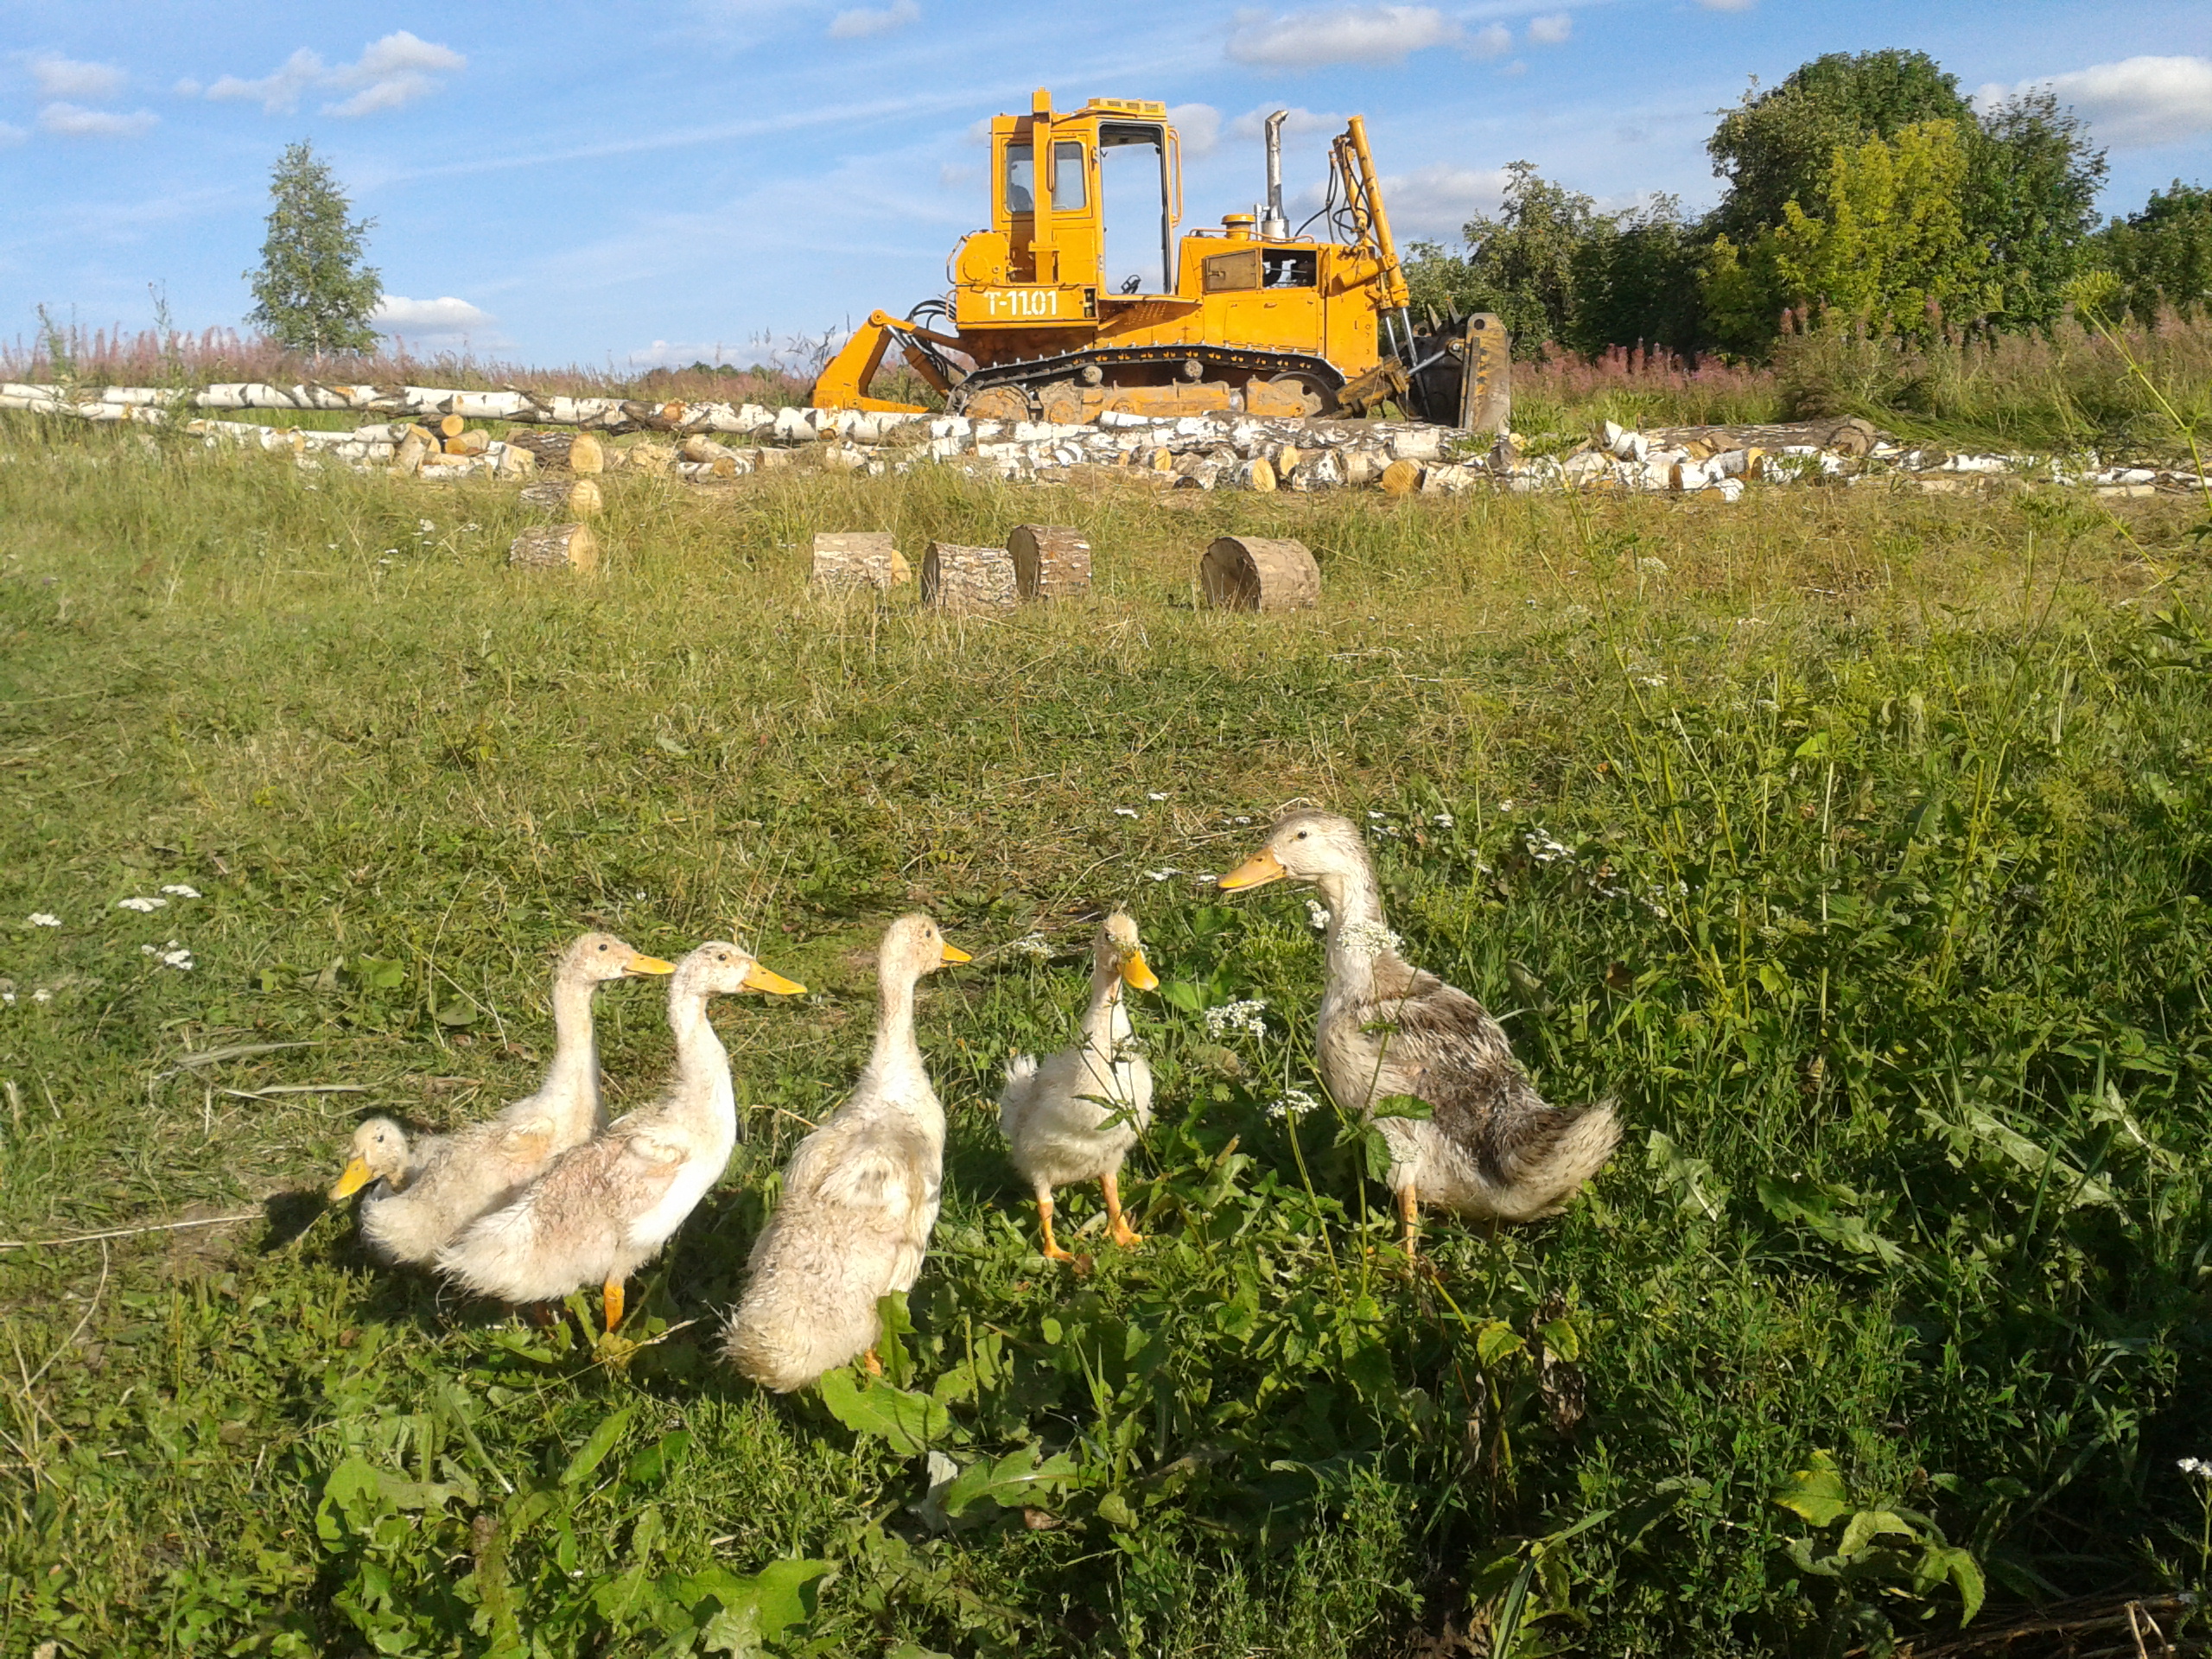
625;953;677;976
742;962;807;995
328;1158;375;1201
939;942;972;964
1120;949;1160;991
1216;849;1287;892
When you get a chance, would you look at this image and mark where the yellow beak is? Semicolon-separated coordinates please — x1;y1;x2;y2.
742;962;807;996
328;1158;375;1201
939;942;972;964
1121;949;1160;991
625;953;677;976
1217;849;1288;892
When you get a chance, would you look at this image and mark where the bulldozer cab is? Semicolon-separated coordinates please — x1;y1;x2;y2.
982;95;1179;303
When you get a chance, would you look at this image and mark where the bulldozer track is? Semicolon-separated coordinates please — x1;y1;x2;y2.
952;343;1344;414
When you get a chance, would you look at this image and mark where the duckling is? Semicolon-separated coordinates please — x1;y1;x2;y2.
327;1116;421;1205
435;941;804;1334
997;911;1159;1261
328;932;675;1266
1217;811;1618;1254
722;913;969;1391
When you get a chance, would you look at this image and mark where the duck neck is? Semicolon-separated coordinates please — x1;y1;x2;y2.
666;979;733;1126
1318;858;1389;997
864;965;941;1134
1079;963;1128;1052
542;973;603;1122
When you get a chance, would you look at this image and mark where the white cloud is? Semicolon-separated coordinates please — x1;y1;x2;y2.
938;160;980;187
31;55;126;99
1527;13;1572;44
1225;5;1460;69
1697;0;1756;10
1370;162;1511;238
373;295;493;335
172;77;201;96
38;102;156;138
1471;22;1511;57
1978;55;2212;149
829;0;920;39
207;48;325;115
203;32;465;119
1168;102;1223;156
1229;105;1341;142
0;121;24;145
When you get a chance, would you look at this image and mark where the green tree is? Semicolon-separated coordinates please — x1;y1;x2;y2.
1965;90;2108;333
1707;120;1990;350
1708;49;1971;245
245;141;381;357
2094;181;2212;321
1567;196;1707;358
1402;162;1605;356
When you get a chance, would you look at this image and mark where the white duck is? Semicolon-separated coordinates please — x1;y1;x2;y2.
1217;810;1618;1255
328;931;673;1263
722;913;969;1391
996;911;1159;1261
435;940;804;1334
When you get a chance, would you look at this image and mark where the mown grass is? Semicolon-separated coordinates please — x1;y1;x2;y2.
2;416;2209;1656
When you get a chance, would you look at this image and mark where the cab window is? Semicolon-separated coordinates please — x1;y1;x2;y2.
1003;140;1087;213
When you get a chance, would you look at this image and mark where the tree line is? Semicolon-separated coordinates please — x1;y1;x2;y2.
1404;48;2212;360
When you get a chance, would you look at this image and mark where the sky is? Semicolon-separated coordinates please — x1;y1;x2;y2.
2;1;2208;372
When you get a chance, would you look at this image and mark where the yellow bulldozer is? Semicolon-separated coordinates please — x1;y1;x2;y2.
810;91;1494;426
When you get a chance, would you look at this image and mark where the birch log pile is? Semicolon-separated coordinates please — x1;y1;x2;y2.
1199;536;1319;612
1007;524;1091;600
444;429;489;456
520;478;603;516
810;532;911;592
508;524;599;573
922;542;1017;613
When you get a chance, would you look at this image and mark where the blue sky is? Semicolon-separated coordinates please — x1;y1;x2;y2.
2;1;2207;370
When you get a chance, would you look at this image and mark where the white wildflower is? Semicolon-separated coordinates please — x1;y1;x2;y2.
1523;828;1573;865
142;939;194;970
1203;999;1268;1039
2;989;12;1006
417;518;436;534
118;896;167;912
1367;810;1385;820
1337;918;1401;958
1634;674;1667;689
1142;868;1182;882
1233;816;1252;826
1194;873;1219;885
32;988;51;1004
1431;811;1454;829
1147;791;1168;801
29;912;60;927
1637;556;1669;574
2181;1458;2212;1478
1268;1087;1319;1122
1497;799;1516;812
460;522;480;533
1306;899;1332;931
1113;807;1139;818
1010;933;1053;959
159;884;201;899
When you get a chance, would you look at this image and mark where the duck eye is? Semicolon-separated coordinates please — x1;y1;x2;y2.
598;944;608;951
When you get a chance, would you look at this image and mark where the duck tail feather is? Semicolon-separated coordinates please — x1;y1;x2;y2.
1496;1098;1622;1213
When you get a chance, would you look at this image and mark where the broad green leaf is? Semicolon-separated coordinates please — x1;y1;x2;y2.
1096;1491;1139;1529
560;1406;634;1487
1757;1175;1905;1267
1837;1509;1917;1557
1536;1316;1581;1364
1362;1127;1397;1183
1474;1320;1525;1365
1370;1093;1433;1121
1923;1543;1986;1624
1646;1129;1731;1223
1795;730;1830;758
818;1367;950;1455
1775;1451;1852;1528
941;1444;1079;1518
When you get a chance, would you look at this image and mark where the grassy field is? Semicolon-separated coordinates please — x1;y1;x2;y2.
2;415;2209;1656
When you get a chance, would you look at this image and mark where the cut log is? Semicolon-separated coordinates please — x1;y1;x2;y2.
492;442;537;480
390;429;430;477
436;413;466;440
506;429;580;469
618;440;675;476
1379;458;1421;495
810;531;911;592
508;523;599;573
569;432;605;475
521;478;603;516
1199;536;1319;612
1007;525;1091;600
921;542;1017;613
680;435;739;463
444;428;489;456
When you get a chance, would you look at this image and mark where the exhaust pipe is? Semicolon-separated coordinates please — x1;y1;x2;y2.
1261;109;1288;239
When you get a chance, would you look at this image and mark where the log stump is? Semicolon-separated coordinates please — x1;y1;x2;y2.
435;414;467;440
508;523;599;573
921;542;1017;613
1007;524;1091;600
810;531;910;592
443;428;489;456
521;478;603;516
1199;536;1319;612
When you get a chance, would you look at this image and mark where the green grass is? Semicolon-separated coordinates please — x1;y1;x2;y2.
3;415;2210;1656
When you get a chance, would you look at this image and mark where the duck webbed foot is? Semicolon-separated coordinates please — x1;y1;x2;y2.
601;1276;626;1336
1035;1196;1077;1263
1396;1185;1421;1262
1102;1171;1144;1249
